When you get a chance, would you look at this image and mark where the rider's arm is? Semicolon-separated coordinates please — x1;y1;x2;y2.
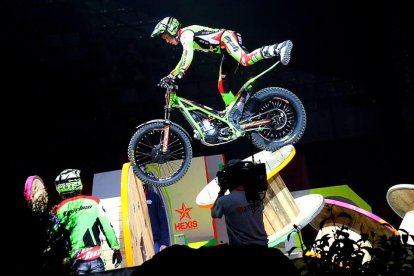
98;202;121;250
170;30;194;78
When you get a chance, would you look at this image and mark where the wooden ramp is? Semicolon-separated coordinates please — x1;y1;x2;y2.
263;174;300;235
100;163;154;269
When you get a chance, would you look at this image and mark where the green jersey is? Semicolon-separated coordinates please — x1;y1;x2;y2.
170;25;226;76
52;195;120;260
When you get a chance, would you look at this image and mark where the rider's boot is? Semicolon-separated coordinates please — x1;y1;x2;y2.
261;40;293;65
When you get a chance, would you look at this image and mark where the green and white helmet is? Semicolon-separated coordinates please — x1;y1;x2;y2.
55;169;83;198
151;17;181;38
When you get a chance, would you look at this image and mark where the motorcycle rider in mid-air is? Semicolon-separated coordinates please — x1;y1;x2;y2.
151;17;293;113
127;18;303;187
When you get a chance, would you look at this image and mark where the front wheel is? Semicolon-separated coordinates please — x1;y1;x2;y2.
128;121;193;187
242;87;307;151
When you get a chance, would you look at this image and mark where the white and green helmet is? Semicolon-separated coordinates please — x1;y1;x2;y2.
151;17;181;38
55;169;83;196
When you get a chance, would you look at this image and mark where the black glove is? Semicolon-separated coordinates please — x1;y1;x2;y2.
159;71;185;88
159;75;175;88
112;249;122;268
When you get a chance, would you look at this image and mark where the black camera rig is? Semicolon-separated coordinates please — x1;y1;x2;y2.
216;159;268;194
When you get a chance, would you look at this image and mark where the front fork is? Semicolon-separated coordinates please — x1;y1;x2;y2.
162;123;170;153
162;92;173;153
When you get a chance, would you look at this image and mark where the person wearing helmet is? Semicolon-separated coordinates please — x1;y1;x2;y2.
52;169;122;274
151;16;293;111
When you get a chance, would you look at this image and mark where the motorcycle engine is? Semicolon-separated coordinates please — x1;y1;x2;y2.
191;111;226;144
201;119;219;143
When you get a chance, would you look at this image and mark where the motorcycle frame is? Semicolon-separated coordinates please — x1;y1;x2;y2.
162;61;281;146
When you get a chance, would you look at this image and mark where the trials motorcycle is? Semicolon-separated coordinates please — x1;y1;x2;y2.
128;61;306;186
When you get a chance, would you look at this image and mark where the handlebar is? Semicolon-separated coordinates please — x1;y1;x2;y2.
158;81;178;91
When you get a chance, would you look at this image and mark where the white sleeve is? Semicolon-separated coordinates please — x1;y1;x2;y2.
171;30;195;75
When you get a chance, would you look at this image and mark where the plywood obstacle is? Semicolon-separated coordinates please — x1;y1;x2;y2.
264;171;325;248
100;162;154;269
263;174;300;238
387;184;414;245
309;198;399;264
24;175;49;215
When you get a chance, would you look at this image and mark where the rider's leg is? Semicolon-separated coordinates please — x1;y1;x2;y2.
218;52;239;108
220;30;293;66
261;40;293;65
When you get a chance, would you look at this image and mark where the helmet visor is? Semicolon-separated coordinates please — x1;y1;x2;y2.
151;17;180;38
56;179;83;194
151;21;167;37
55;169;83;194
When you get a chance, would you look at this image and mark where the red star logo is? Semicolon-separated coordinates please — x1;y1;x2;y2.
175;202;193;220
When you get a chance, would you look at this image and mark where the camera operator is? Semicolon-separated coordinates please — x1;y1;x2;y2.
211;159;268;246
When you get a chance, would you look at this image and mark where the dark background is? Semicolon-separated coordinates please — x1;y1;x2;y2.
4;0;412;262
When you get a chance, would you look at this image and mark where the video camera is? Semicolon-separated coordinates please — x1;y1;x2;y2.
216;159;268;194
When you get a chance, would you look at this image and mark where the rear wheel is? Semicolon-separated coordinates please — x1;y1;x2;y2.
242;87;306;151
128;122;193;187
